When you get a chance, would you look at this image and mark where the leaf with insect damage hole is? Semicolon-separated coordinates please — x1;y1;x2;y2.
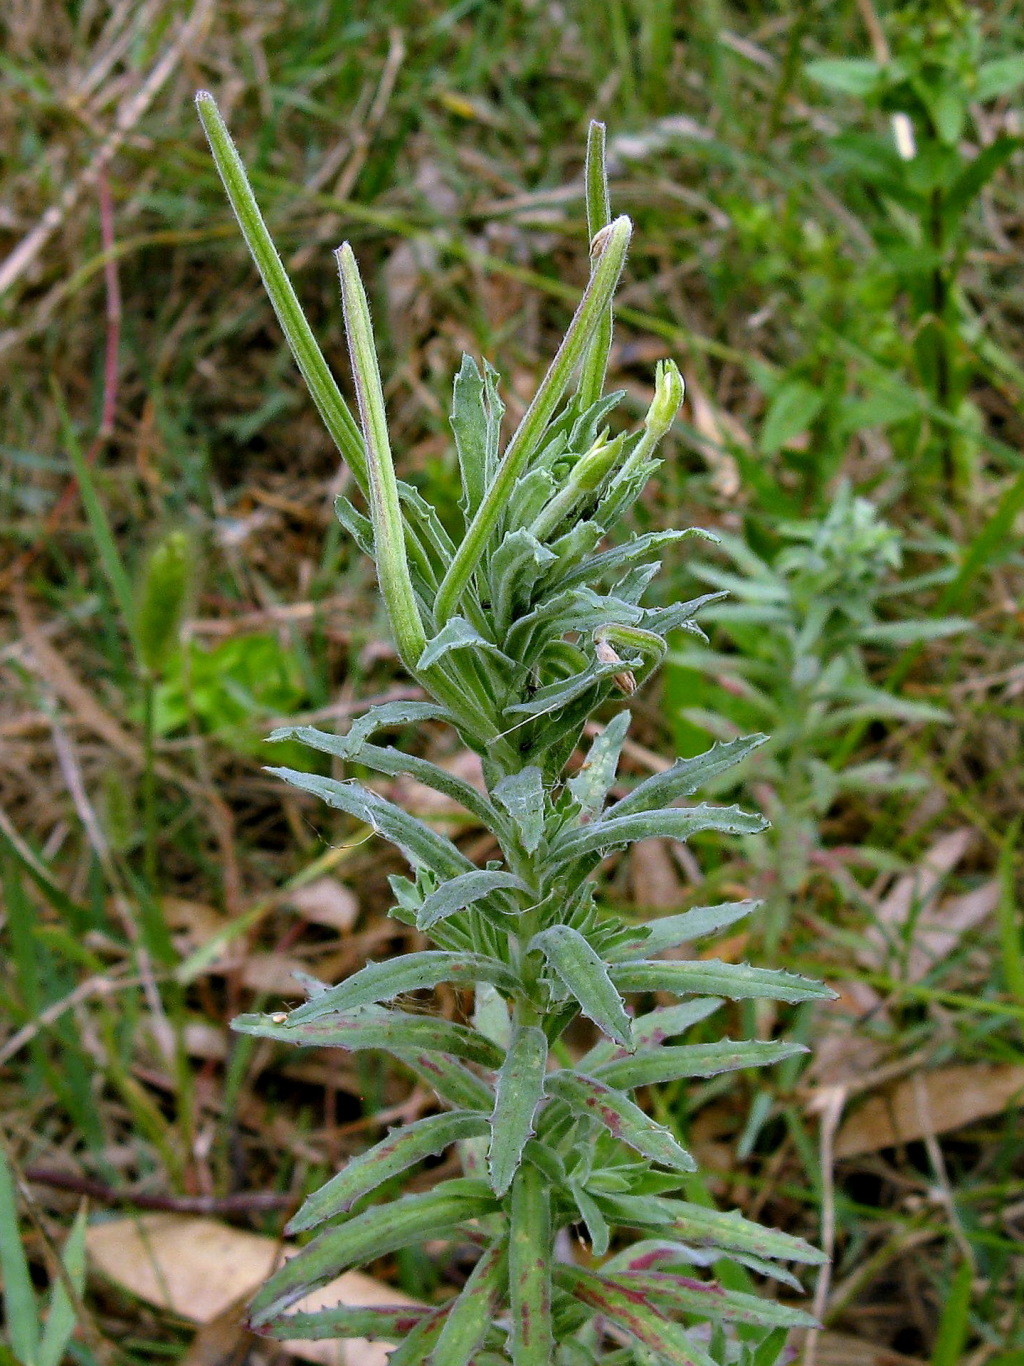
416;868;527;930
557;1266;717;1366
611;959;835;1005
609;1270;818;1330
266;770;472;879
248;1181;498;1327
492;767;546;854
593;1038;807;1090
286;1111;490;1233
451;354;503;519
488;1025;548;1196
232;1005;504;1070
509;1163;554;1366
530;925;633;1050
610;900;759;961
546;1071;695;1172
426;1237;506;1366
552;803;767;865
567;710;631;820
284;951;520;1024
606;735;768;820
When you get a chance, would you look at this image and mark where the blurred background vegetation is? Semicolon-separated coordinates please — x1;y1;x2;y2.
1;1;1023;1363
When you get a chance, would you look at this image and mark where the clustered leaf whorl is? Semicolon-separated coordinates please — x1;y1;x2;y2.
199;97;831;1366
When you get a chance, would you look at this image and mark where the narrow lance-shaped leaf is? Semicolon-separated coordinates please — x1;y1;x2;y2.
265;770;474;879
232;1006;504;1070
593;1039;808;1090
606;735;769;820
611;1270;818;1331
268;726;500;833
284;951;520;1023
488;1024;549;1196
611;959;835;1005
417;869;527;931
546;1071;695;1172
579;998;723;1071
256;1304;436;1343
553;803;768;865
531;925;633;1050
426;1238;506;1366
557;1266;717;1366
610;901;759;961
37;1204;88;1366
509;1162;554;1366
568;710;631;820
249;1182;497;1326
287;1112;490;1233
664;1200;828;1266
395;1051;495;1113
493;767;546;854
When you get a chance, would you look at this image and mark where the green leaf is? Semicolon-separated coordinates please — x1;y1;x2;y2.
490;529;558;633
570;1180;611;1257
265;770;473;878
268;725;499;830
488;1025;549;1196
0;1153;39;1366
805;57;883;96
759;379;825;456
607;736;768;819
610;1271;817;1330
612;901;758;960
493;767;546;853
287;1112;490;1232
857;618;971;646
976;55;1024;100
580;998;723;1070
503;656;631;720
553;804;768;865
531;925;633;1049
417;869;526;930
568;711;631;819
278;952;520;1023
256;1303;436;1342
418;617;512;672
612;958;833;1005
396;1051;495;1112
37;1204;87;1366
249;1182;497;1326
593;1039;807;1089
232;1005;504;1069
930;1260;973;1366
383;1308;451;1366
450;355;502;519
558;1266;717;1366
546;1072;695;1171
427;1239;506;1366
509;1163;554;1366
664;1200;828;1265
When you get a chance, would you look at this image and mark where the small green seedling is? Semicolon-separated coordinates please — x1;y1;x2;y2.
199;94;830;1365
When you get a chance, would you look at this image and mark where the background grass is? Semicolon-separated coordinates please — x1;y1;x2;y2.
2;1;1023;1362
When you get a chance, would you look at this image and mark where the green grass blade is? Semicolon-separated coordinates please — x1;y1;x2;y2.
0;1152;40;1366
930;1261;973;1366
